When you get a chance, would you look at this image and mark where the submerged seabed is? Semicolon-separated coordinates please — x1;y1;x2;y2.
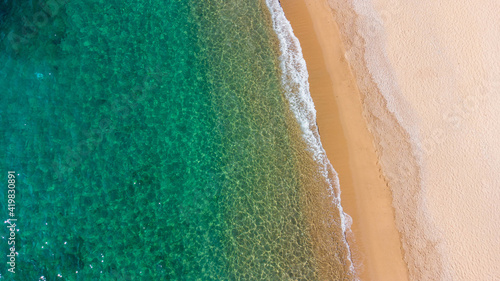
0;0;353;280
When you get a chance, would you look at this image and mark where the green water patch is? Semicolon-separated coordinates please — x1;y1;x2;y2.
192;0;320;279
0;0;350;280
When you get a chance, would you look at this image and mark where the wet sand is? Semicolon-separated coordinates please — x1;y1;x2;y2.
330;0;500;279
280;0;409;280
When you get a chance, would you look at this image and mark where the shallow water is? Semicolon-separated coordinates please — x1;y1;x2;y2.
0;0;352;279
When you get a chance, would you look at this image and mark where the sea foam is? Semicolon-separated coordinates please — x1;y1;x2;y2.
264;0;356;276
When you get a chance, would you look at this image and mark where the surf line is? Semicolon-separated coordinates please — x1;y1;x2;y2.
264;0;356;276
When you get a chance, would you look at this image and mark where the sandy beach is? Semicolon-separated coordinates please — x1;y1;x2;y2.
328;0;500;279
281;0;408;280
283;0;500;280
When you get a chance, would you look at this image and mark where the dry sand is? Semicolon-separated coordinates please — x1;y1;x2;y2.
280;0;409;280
321;0;500;280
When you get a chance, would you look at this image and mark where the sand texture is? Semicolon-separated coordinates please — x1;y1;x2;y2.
281;0;409;280
324;0;500;280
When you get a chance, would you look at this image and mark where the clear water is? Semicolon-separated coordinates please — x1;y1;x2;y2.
0;0;353;280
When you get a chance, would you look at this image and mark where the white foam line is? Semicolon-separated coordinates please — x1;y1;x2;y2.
265;0;356;276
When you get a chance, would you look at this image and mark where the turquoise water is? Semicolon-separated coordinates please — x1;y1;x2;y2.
0;0;353;280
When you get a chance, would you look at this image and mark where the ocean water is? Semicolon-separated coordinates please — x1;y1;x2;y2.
0;0;353;280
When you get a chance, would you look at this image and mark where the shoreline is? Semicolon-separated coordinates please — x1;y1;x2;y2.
280;0;409;280
265;0;356;278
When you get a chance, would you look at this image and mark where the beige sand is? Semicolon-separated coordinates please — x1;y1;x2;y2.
323;0;500;280
280;0;409;280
